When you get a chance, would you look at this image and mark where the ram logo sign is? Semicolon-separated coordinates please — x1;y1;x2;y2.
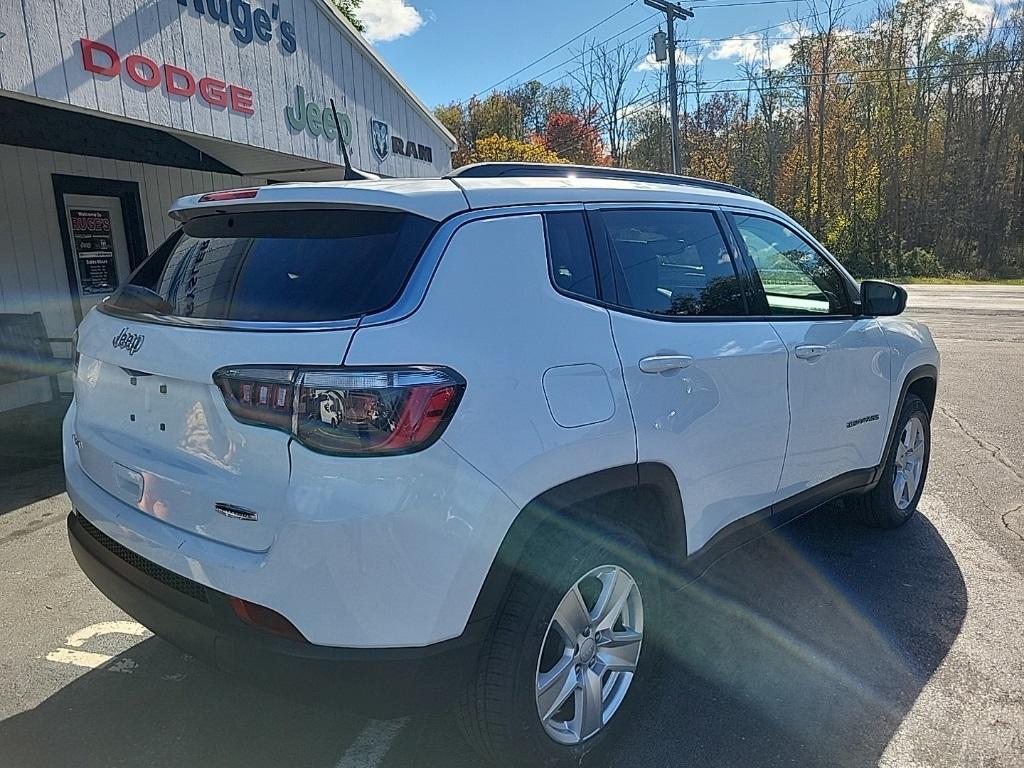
369;119;434;164
370;119;390;162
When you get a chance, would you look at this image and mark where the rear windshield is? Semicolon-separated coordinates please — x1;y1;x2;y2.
109;210;436;322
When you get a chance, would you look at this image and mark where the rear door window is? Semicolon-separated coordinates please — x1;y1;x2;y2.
598;208;747;317
109;210;436;322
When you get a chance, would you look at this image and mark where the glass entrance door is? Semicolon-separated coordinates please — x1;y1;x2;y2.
62;194;132;317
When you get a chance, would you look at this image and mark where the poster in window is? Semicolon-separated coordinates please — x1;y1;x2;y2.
70;208;119;294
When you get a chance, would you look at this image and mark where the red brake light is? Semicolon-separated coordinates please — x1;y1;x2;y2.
380;384;458;452
198;188;259;202
213;366;465;456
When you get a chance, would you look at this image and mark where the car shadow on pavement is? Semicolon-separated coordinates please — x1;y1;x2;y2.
614;501;968;768
0;402;67;516
0;464;66;518
0;502;966;768
386;501;968;767
0;634;369;767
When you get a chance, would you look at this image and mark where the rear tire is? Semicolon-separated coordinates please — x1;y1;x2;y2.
457;520;660;768
847;393;931;528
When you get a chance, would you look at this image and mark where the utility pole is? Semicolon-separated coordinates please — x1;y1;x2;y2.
645;0;694;174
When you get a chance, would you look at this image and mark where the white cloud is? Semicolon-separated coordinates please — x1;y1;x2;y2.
636;48;697;72
959;0;999;25
709;22;807;69
710;36;762;63
359;0;425;43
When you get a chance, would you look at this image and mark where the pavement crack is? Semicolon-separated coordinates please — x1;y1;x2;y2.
1002;504;1024;542
938;404;1024;542
937;404;1024;485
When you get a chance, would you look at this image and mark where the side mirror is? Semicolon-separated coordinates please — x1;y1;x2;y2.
860;280;907;316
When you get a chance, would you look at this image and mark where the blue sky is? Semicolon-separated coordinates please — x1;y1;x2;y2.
356;0;1001;110
359;0;854;108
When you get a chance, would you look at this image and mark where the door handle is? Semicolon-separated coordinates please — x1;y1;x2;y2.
639;355;694;374
794;344;829;360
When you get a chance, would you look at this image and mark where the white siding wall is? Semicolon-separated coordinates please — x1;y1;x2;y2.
0;142;261;388
0;0;454;175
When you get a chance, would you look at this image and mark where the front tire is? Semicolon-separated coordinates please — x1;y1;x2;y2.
847;393;931;528
458;521;660;767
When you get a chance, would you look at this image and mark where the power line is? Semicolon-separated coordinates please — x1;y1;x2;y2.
534;14;662;86
679;0;873;49
675;17;1015;64
454;18;659;104
668;66;1020;101
540;64;1020;157
455;13;660;106
525;2;869;155
460;0;1016;158
473;1;641;95
692;0;816;7
464;0;874;106
534;0;853;92
677;58;1024;87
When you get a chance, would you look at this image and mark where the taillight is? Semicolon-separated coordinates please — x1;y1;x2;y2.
213;366;465;456
214;367;296;432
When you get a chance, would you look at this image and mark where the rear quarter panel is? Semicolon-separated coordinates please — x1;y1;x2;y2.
345;212;637;506
343;212;637;625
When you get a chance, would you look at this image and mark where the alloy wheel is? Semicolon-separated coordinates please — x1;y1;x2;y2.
893;415;926;510
534;564;644;745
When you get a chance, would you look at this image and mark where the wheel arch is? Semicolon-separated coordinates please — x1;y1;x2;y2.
906;373;937;414
466;463;686;625
869;363;938;487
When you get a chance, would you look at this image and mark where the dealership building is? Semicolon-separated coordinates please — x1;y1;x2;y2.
0;0;456;414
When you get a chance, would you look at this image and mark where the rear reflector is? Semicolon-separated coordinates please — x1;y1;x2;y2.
198;188;259;203
229;597;306;641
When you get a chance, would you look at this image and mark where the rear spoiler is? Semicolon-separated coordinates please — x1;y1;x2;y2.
168;180;469;223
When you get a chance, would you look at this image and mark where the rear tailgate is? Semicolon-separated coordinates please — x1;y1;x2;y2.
68;203;445;553
72;311;353;552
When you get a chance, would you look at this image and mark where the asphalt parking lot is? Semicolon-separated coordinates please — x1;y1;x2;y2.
1;285;1022;768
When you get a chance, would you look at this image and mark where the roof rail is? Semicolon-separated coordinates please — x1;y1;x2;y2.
446;162;753;197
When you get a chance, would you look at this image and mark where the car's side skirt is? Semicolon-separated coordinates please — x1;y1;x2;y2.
673;467;876;590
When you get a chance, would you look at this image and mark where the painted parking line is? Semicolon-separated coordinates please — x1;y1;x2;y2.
65;620;149;647
45;620;150;671
45;647;122;670
334;718;408;768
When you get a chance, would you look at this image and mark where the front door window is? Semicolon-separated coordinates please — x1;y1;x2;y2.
733;215;851;315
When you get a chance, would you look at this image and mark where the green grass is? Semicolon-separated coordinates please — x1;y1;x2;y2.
872;276;1024;286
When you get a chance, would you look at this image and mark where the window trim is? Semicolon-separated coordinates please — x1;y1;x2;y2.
575;203;755;323
584;209;618;304
724;209;859;320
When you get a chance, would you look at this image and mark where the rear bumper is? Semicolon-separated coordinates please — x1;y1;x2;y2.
68;510;484;717
63;398;518;648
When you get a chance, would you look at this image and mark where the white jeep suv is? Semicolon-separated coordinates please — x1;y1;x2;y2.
65;163;939;767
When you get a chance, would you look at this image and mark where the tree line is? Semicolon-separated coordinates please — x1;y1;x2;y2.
435;0;1024;279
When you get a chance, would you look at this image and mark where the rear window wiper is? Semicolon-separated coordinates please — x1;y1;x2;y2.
111;285;174;315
